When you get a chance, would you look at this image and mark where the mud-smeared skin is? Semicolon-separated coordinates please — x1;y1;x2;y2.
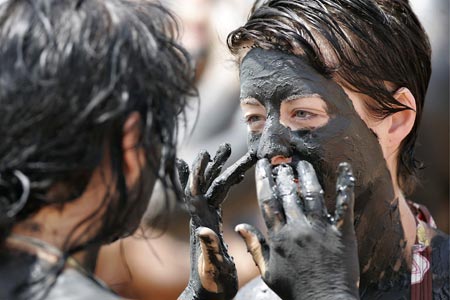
430;232;450;299
177;144;256;300
239;48;409;298
238;160;359;300
236;228;449;300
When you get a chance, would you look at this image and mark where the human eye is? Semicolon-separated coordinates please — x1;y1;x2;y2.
281;97;329;130
244;114;266;133
293;109;317;120
288;108;328;130
240;99;266;133
245;114;265;124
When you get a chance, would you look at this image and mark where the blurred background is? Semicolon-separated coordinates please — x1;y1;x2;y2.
96;1;449;299
409;0;449;235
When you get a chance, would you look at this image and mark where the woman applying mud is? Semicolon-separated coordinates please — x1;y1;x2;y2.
0;0;255;299
219;0;448;299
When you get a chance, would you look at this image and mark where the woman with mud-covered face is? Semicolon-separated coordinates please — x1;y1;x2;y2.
221;0;449;299
234;47;412;299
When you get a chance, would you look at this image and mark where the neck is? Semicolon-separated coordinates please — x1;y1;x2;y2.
10;195;105;271
396;189;417;264
6;234;100;274
355;176;415;290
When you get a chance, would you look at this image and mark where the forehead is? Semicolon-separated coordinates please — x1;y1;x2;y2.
239;48;350;111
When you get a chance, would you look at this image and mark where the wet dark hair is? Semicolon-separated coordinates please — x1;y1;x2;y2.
0;0;195;251
228;0;431;194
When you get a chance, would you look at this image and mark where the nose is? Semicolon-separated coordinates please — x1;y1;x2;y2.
257;117;292;161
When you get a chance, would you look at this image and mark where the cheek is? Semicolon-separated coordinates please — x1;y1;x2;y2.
307;117;389;201
247;132;261;153
290;131;320;157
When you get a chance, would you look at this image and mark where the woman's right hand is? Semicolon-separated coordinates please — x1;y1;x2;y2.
235;159;360;300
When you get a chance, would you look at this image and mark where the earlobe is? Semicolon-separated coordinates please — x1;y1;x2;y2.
122;112;145;188
388;87;416;146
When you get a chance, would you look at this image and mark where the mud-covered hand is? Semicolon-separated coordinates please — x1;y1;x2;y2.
177;144;256;300
236;159;360;300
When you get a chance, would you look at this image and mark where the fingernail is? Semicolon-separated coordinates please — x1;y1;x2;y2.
234;225;247;237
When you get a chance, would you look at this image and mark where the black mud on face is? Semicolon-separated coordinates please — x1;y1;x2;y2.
240;48;408;290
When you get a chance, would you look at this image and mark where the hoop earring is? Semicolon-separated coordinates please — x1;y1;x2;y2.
2;170;31;218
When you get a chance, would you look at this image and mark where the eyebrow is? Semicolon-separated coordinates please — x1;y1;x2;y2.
240;97;263;106
282;94;325;103
240;94;328;109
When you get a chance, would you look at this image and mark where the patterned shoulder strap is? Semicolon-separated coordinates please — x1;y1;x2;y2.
408;201;437;300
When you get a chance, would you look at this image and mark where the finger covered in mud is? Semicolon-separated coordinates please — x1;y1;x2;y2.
204;143;232;187
235;223;269;276
206;151;257;206
295;160;328;218
189;150;211;196
255;159;285;231
176;158;190;190
274;164;306;224
334;162;356;231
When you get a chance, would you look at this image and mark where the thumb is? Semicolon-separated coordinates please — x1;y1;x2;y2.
197;227;223;293
235;224;269;276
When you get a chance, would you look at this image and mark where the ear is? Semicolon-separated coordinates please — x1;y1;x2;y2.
387;87;417;150
122;112;146;188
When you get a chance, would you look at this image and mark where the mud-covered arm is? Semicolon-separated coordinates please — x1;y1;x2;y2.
236;159;360;300
177;144;256;300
